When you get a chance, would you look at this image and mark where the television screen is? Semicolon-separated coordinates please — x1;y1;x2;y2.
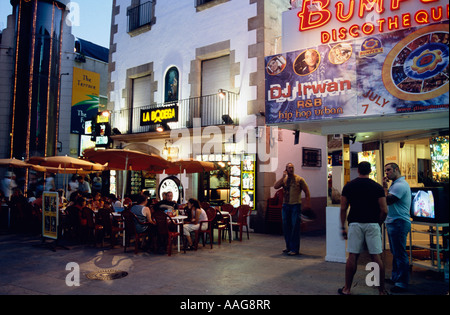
410;186;449;223
411;189;435;219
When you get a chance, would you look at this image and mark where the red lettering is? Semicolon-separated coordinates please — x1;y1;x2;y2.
402;13;411;27
377;18;386;31
388;16;399;30
415;10;430;24
321;31;331;43
270;86;282;99
349;24;360;37
298;0;332;31
391;0;409;10
431;6;443;21
335;0;355;22
358;0;385;18
362;22;375;35
339;27;347;40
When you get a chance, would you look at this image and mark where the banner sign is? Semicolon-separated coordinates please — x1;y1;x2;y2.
42;192;59;240
284;0;449;50
265;21;449;125
71;67;101;134
140;105;179;126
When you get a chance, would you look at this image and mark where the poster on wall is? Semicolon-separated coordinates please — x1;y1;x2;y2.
71;67;101;134
42;192;59;240
265;21;449;125
241;154;256;210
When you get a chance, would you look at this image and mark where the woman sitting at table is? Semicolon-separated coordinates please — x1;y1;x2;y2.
183;198;207;250
131;194;157;251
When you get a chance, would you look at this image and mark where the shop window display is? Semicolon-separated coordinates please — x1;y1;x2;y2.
430;136;449;183
198;154;256;209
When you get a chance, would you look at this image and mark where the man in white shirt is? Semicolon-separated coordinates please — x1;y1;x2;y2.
2;172;17;200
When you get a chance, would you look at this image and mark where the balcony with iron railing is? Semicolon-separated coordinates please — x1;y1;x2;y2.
127;1;154;33
111;92;239;135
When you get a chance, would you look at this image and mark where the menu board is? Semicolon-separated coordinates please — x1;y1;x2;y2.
229;155;241;208
42;192;59;240
241;154;256;210
130;171;142;195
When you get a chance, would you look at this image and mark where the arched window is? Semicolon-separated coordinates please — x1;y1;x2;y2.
165;67;179;103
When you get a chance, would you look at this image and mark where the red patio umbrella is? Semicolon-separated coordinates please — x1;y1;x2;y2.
82;148;169;171
82;148;170;201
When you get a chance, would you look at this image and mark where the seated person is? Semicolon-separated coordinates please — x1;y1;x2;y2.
155;191;178;214
130;194;157;251
183;198;208;250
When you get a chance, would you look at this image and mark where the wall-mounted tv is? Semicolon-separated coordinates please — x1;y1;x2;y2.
410;186;449;223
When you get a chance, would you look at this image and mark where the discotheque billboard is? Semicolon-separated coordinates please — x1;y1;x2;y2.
265;0;449;125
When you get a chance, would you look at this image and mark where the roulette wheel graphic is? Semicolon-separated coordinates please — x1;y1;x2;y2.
382;24;449;101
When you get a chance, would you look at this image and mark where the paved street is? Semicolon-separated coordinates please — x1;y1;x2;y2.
0;231;448;298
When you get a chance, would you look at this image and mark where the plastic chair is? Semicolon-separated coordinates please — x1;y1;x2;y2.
194;207;216;250
215;208;231;245
121;209;152;254
200;202;210;210
80;207;103;246
153;211;185;256
96;208;124;248
231;205;252;241
265;189;283;234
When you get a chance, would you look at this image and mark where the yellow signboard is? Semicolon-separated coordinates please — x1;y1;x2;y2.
140;105;179;126
42;192;59;240
71;67;101;134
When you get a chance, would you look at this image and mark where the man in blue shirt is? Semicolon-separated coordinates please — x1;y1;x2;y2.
383;163;412;293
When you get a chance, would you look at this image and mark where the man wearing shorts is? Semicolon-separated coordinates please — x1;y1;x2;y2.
339;161;388;295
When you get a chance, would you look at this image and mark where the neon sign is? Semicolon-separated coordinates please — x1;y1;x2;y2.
140;105;179;126
297;0;449;44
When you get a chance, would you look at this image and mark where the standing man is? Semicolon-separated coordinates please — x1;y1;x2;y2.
77;175;91;195
2;172;17;200
383;163;411;293
339;161;388;295
274;163;311;256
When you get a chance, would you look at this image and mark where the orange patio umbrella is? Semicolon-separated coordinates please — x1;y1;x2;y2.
27;156;105;194
164;159;217;175
0;158;46;172
28;155;105;171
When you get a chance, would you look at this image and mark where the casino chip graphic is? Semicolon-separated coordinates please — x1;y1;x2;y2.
383;24;449;101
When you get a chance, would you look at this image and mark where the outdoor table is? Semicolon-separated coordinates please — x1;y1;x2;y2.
170;215;187;252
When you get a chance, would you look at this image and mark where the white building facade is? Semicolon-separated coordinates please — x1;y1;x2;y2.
108;0;328;233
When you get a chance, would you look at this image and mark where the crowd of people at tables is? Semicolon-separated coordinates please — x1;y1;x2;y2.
1;172;226;255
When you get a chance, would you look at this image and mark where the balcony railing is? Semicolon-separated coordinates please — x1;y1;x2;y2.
127;1;154;32
111;92;239;135
195;0;215;7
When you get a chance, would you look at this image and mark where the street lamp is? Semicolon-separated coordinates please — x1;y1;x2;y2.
218;88;234;99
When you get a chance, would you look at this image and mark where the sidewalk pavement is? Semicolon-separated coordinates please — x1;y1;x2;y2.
0;231;448;296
